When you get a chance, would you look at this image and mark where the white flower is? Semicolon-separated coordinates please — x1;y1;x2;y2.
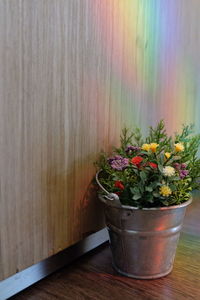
163;166;175;177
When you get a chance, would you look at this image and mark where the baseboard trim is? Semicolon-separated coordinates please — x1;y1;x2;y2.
0;228;109;300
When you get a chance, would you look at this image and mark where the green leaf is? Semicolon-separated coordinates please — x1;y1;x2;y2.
145;186;153;192
153;192;160;198
158;164;163;173
130;187;141;195
166;159;174;165
138;182;145;193
162;200;170;206
146;194;154;202
112;175;120;180
140;171;147;182
159;153;165;164
132;168;139;175
150;182;159;189
140;151;150;155
132;194;141;200
173;156;181;161
170;184;176;191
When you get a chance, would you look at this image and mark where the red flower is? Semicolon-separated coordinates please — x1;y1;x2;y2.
115;192;121;196
131;156;143;167
149;162;158;169
114;181;125;190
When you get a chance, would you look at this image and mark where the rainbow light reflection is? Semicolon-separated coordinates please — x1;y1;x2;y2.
89;0;200;137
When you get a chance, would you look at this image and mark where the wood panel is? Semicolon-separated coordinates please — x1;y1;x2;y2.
0;0;200;280
0;0;106;280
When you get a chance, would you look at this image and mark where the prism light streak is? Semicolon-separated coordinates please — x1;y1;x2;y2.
88;0;200;136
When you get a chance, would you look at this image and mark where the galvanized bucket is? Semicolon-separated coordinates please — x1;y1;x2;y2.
96;171;192;279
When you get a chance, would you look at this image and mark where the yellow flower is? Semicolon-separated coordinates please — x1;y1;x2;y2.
163;166;175;177
160;185;172;197
142;144;151;151
165;152;171;159
150;143;159;153
174;143;184;152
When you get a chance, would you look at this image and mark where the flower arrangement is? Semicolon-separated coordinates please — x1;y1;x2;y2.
95;120;200;208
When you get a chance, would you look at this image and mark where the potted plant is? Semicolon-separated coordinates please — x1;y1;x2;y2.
95;120;200;279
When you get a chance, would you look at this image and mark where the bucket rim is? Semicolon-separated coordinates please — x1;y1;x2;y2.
114;198;192;211
96;170;193;211
98;194;192;211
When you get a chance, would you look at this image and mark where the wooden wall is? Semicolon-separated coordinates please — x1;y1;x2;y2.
0;0;200;280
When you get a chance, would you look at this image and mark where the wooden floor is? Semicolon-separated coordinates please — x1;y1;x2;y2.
11;194;200;300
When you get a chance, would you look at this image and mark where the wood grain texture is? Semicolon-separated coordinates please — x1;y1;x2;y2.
1;0;200;280
0;0;107;280
10;197;200;299
11;237;200;300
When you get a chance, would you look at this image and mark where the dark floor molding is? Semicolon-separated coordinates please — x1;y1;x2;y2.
0;228;109;300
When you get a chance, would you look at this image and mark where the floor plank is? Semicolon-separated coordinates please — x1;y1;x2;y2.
10;194;200;300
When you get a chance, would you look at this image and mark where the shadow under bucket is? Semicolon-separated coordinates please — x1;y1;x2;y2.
96;171;192;279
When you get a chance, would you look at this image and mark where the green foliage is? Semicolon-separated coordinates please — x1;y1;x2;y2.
95;120;200;208
146;120;173;153
169;178;192;205
132;127;144;146
120;127;134;150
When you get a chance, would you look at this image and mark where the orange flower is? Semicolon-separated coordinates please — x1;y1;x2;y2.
114;181;125;190
149;143;159;153
174;143;184;152
149;162;158;169
142;144;151;151
165;152;171;159
131;156;143;167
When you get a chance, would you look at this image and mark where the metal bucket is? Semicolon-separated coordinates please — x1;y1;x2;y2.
96;171;192;279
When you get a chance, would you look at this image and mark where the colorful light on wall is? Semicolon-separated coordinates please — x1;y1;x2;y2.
88;0;200;137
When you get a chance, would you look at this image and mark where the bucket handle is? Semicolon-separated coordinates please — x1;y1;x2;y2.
96;170;121;207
